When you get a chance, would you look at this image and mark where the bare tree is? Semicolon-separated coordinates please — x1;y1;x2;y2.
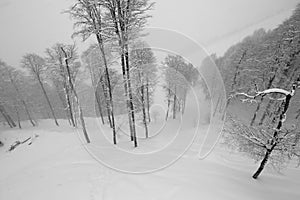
81;44;115;126
131;43;156;138
104;0;154;147
46;43;80;127
0;61;17;127
0;102;16;128
7;68;36;127
21;54;59;126
67;0;154;147
60;46;91;143
67;0;117;144
226;77;300;179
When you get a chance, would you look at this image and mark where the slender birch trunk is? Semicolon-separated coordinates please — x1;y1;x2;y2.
146;78;151;122
95;89;105;125
0;103;16;128
61;47;90;143
37;77;59;126
100;76;112;127
64;83;76;127
9;75;36;127
139;72;148;138
15;106;21;129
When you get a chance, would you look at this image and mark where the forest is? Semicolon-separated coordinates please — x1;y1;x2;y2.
201;4;300;178
0;0;198;148
1;1;300;198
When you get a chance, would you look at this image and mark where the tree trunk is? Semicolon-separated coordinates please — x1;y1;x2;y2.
22;100;35;127
222;98;231;120
0;103;16;128
296;109;300;119
125;48;137;147
101;77;112;128
110;1;132;142
253;81;297;178
61;47;90;143
165;88;171;121
173;86;177;119
182;92;187;115
252;148;272;179
96;33;117;144
0;109;12;128
251;74;276;126
95;89;105;125
64;84;76;127
121;54;134;141
178;99;182;114
15;106;21;129
37;78;59;126
114;0;137;146
87;59;105;126
11;78;35;127
106;77;117;144
260;74;289;125
7;111;16;128
146;78;151;122
250;95;265;126
231;51;246;91
259;99;273;125
78;101;90;143
72;98;78;127
70;91;90;143
56;86;72;125
223;51;247;120
140;74;148;138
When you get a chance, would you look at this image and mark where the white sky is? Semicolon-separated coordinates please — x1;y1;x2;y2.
0;0;299;67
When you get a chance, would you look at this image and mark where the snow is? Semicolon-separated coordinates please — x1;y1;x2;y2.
1;88;300;200
1;118;300;200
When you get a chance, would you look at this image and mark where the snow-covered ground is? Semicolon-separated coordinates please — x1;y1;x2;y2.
1;117;300;200
1;87;300;200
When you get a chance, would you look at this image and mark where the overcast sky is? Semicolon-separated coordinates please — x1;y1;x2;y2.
0;0;299;67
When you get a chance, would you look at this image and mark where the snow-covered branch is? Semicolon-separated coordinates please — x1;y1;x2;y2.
231;87;292;103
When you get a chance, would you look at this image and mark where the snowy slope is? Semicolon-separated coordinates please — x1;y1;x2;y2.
1;119;300;200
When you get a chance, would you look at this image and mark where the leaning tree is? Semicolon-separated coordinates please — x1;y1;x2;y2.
225;77;300;179
0;61;17;128
6;66;36;127
45;43;80;127
60;45;91;143
21;54;59;126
